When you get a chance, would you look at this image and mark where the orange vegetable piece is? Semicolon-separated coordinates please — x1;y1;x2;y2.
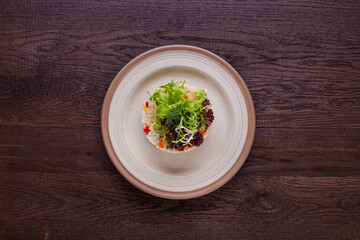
159;138;165;149
201;129;207;136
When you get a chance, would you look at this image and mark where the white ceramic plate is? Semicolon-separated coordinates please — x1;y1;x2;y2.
102;45;255;199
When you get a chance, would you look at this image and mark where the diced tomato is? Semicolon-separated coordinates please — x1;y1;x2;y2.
201;129;207;136
143;125;150;134
146;101;149;107
178;147;184;151
190;140;195;146
183;95;188;99
159;138;164;149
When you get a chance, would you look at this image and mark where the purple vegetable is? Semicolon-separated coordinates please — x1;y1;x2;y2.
203;109;214;128
194;131;204;147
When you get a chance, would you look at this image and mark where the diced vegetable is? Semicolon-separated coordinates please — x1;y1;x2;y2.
143;125;150;134
159;138;164;149
201;129;207;136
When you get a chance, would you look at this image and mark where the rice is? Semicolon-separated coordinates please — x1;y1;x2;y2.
184;84;198;100
142;100;160;147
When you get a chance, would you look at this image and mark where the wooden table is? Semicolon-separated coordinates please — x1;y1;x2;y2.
1;1;359;239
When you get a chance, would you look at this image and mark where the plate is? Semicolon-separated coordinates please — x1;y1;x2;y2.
101;45;255;199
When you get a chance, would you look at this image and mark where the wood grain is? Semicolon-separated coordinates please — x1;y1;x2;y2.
1;0;360;239
0;173;359;239
1;173;359;221
1;1;360;127
1;220;359;240
0;125;359;177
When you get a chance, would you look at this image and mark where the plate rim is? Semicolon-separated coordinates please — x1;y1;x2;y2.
101;45;255;199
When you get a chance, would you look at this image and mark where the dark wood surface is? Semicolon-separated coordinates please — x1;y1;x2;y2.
1;1;360;239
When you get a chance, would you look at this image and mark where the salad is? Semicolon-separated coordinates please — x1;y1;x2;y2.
142;80;214;152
